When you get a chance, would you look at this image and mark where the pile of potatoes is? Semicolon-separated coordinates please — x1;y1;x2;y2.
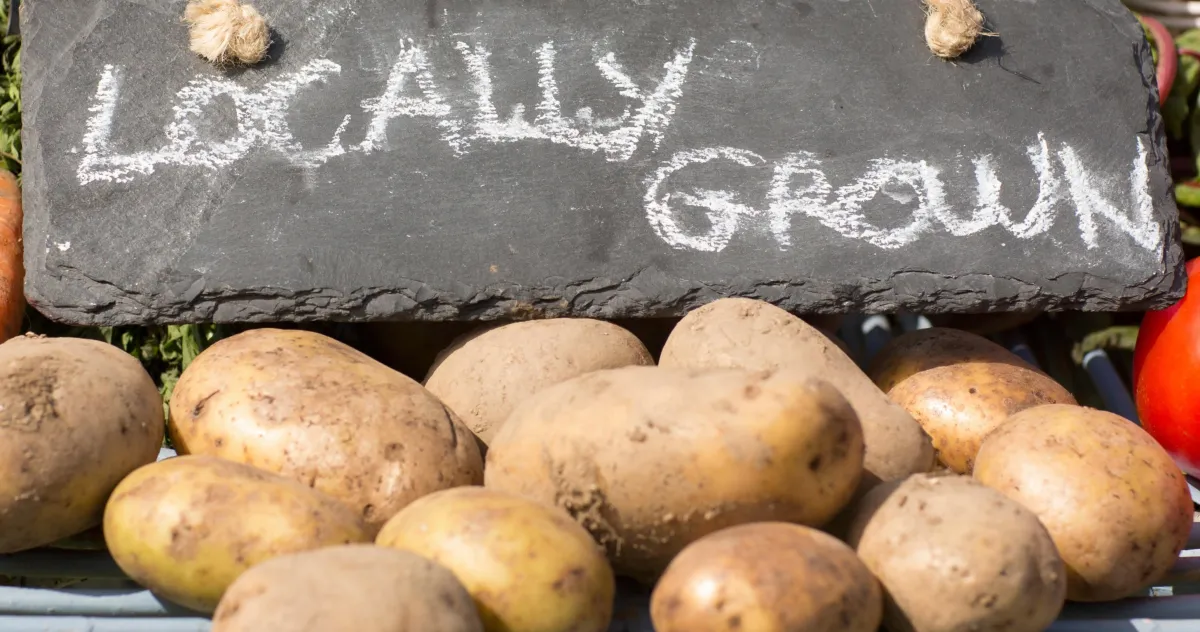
0;298;1192;632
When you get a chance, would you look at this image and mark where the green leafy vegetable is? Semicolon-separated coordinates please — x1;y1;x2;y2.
0;1;19;176
1166;55;1200;139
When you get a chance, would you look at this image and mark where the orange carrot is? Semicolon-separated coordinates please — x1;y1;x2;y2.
0;169;24;343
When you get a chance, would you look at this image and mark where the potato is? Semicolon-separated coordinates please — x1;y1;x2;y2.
424;319;654;445
103;455;370;613
651;522;882;632
973;404;1193;602
867;327;1076;473
659;298;934;484
168;328;483;534
0;335;163;553
846;473;1066;632
376;486;614;632
212;544;484;632
486;365;865;582
822;328;853;357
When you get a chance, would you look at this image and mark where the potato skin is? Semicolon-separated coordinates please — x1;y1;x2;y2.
212;544;484;632
973;405;1193;602
103;455;370;613
425;319;655;445
168;329;483;534
870;327;1055;393
485;365;865;583
0;335;164;553
659;298;934;484
868;328;1076;473
847;473;1066;632
376;486;615;632
651;522;882;632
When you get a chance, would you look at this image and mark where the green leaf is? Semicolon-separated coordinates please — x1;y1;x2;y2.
182;326;205;367
119;330;137;354
157;326;184;363
1165;98;1190;140
1184;222;1200;246
159;367;181;422
1178;29;1200;52
1166;55;1200;140
1071;326;1141;365
1176;179;1200;208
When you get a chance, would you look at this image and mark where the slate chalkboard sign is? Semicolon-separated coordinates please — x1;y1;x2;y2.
21;0;1185;325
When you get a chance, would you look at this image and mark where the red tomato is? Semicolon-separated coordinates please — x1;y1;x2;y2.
1134;257;1200;477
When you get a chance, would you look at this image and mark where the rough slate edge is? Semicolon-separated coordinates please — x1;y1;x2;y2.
18;2;1188;326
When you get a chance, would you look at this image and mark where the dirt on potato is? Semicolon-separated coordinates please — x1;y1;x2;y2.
659;298;934;486
847;473;1066;632
973;404;1194;602
868;328;1076;473
0;336;164;553
485;365;865;583
376;486;615;632
651;522;881;632
424;318;654;445
212;544;484;632
168;328;483;535
104;455;370;613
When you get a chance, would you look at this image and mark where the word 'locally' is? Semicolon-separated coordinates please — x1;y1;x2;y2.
78;37;696;183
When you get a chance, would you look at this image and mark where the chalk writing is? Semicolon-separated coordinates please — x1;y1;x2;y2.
79;36;697;183
359;38;464;155
78;59;347;184
645;134;1161;253
75;35;1163;255
455;38;694;160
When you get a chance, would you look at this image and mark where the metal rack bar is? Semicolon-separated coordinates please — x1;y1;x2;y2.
1058;596;1200;620
1049;622;1200;632
1082;349;1140;423
0;587;199;617
0;616;211;631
